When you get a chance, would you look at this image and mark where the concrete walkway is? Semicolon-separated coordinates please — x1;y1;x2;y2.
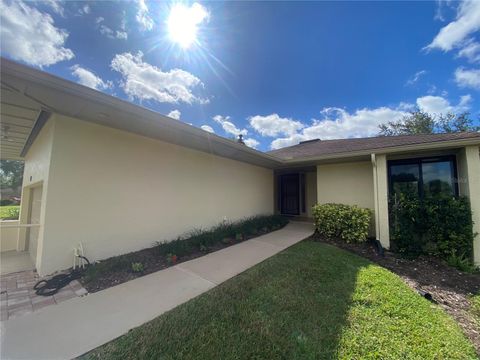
1;221;314;360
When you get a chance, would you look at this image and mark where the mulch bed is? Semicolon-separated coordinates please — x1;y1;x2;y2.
81;231;276;294
311;234;480;355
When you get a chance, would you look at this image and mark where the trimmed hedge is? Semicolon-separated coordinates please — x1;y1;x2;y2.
389;194;476;266
313;203;372;243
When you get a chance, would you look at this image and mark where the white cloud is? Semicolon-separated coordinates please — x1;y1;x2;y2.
457;39;480;63
167;110;181;120
213;115;248;137
96;17;128;40
454;67;480;89
70;65;112;90
111;51;208;104
270;106;408;150
427;0;480;52
243;138;260;149
115;30;128;40
0;0;74;67
77;4;90;15
248;113;304;137
201;125;215;133
136;0;154;31
405;70;427;86
42;0;64;16
417;94;472;115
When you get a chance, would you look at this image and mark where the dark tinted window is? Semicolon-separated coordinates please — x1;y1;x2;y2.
388;156;457;199
422;161;455;197
390;163;420;198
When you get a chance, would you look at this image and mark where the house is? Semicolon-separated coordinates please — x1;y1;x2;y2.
1;58;479;276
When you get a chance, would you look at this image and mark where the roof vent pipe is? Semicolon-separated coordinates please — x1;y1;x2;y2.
237;134;245;145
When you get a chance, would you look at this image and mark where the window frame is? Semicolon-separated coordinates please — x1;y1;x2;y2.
387;155;458;199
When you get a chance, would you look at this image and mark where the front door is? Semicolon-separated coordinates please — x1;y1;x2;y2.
280;174;300;215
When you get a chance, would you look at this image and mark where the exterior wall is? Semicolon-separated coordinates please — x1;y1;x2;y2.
18;119;55;266
457;146;480;265
37;115;274;275
0;220;19;252
305;171;317;217
316;161;375;209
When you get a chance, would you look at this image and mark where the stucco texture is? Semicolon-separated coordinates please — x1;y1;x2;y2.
316;161;375;210
33;115;273;275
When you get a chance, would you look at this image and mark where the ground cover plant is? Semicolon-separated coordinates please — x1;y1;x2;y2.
81;215;288;292
82;241;477;359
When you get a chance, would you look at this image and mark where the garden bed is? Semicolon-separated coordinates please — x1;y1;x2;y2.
311;233;480;354
81;215;289;293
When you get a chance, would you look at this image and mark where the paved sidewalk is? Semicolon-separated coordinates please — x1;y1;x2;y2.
1;221;313;360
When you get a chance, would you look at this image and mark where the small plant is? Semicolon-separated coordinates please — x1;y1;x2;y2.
167;253;178;265
131;262;144;273
199;244;208;252
235;233;243;241
446;251;477;273
221;237;231;244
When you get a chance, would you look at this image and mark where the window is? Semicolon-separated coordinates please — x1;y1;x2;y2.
388;156;457;199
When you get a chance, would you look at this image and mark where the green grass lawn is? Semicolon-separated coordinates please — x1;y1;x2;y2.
0;205;19;220
82;241;476;360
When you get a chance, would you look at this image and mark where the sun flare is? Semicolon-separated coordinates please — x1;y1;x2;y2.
167;3;209;49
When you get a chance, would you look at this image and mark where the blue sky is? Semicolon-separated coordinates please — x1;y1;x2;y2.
1;0;479;151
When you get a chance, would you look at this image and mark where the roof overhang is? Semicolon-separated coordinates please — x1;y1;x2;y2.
278;137;480;167
0;58;282;168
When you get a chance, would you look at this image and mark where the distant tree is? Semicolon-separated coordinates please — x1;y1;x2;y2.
378;110;479;136
437;112;480;133
0;160;24;193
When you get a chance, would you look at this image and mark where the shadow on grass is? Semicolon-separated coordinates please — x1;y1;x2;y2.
82;241;476;359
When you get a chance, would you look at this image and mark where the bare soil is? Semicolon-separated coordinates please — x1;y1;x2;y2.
312;234;480;355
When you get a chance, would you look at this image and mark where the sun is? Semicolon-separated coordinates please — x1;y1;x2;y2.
167;3;209;49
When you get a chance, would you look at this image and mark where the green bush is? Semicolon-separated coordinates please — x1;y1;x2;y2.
312;203;372;243
389;194;476;268
0;206;20;220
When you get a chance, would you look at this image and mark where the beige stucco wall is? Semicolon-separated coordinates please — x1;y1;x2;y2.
35;114;273;275
0;220;19;252
457;146;480;265
17;119;55;266
316;161;375;209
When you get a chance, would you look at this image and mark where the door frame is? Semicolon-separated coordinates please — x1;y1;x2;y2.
279;173;301;215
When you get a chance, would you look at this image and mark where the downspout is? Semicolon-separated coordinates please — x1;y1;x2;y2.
371;154;384;255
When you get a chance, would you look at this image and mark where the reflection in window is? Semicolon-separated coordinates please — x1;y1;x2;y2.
390;163;419;198
388;156;457;199
422;161;454;197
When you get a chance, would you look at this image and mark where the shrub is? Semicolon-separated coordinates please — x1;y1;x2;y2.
0;206;20;220
312;203;372;243
0;199;13;206
389;194;476;268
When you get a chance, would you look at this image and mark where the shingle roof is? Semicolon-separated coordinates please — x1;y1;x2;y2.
268;132;480;160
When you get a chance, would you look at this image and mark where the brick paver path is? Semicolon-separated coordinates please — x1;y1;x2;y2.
0;270;87;321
